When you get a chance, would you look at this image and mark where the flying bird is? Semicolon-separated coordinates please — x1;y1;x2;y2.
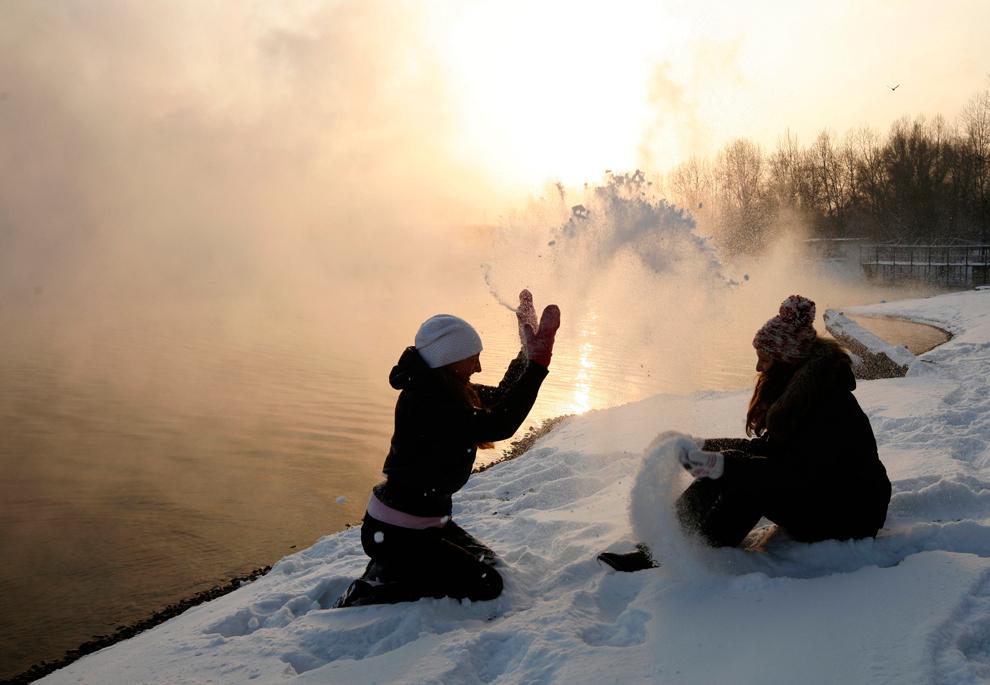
889;84;900;91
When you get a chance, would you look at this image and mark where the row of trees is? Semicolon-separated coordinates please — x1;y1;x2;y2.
660;87;990;254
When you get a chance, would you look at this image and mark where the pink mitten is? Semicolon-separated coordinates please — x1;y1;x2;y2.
517;291;560;367
516;289;539;348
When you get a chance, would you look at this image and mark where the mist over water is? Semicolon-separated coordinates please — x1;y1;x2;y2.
480;174;941;415
0;3;954;679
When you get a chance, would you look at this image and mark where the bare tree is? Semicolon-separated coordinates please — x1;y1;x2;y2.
655;83;990;249
767;129;808;212
667;156;712;214
807;129;855;236
711;138;773;252
961;88;990;241
847;126;888;235
882;116;958;240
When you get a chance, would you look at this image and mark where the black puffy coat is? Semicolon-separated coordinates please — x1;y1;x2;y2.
695;338;891;544
372;347;548;517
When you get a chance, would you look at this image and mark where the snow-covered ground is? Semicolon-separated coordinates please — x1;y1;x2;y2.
38;288;990;685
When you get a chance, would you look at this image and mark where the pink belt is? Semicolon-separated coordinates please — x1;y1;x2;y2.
366;492;448;530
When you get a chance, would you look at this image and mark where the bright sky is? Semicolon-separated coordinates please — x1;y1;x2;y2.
2;0;989;229
421;0;990;190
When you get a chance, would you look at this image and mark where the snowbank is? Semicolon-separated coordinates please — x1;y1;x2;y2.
823;309;916;378
38;289;990;685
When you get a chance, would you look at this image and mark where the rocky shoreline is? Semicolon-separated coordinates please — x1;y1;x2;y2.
475;415;573;473
5;566;271;685
824;309;952;379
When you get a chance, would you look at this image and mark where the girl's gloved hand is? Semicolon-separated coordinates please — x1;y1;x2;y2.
516;289;560;367
678;446;725;479
516;289;538;347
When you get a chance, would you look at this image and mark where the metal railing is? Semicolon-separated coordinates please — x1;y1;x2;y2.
859;244;990;286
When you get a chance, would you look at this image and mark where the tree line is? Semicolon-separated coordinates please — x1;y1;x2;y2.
660;86;990;254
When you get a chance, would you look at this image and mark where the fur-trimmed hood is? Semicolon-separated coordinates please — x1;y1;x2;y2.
765;338;855;440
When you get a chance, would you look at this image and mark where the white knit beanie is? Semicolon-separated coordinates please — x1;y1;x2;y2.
414;314;483;369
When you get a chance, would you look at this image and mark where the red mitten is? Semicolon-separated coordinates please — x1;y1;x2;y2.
521;302;560;367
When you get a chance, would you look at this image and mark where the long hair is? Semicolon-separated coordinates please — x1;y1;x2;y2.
745;359;797;437
746;337;854;436
434;366;494;449
435;366;482;408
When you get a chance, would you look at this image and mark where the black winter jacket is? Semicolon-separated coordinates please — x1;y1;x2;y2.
703;338;891;542
372;347;548;517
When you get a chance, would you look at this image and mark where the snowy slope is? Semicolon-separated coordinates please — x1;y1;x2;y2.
38;288;990;685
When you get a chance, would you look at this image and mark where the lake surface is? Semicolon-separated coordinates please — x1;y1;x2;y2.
0;287;952;679
846;314;950;355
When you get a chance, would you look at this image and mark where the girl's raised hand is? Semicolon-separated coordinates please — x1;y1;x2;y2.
517;290;560;367
516;289;539;347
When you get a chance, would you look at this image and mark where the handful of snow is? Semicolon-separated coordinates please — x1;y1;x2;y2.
629;431;714;578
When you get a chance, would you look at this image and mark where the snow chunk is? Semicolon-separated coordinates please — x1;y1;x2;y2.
629;431;713;579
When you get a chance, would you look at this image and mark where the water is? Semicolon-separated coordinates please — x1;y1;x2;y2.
0;303;392;678
846;314;950;355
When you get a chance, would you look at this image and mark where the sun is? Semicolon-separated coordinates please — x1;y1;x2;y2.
430;2;673;191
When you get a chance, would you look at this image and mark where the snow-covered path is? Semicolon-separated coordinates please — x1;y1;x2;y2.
38;288;990;685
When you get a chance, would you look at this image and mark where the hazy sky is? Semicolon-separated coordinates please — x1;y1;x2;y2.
1;0;988;303
430;0;990;188
4;1;988;184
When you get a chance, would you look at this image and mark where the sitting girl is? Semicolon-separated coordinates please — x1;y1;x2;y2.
335;290;560;606
601;295;891;571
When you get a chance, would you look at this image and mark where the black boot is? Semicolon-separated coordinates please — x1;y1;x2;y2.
332;560;423;608
597;545;658;572
332;578;379;608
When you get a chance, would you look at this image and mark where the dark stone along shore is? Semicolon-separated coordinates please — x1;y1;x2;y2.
4;566;270;685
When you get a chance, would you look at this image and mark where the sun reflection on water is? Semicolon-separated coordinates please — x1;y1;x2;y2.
563;311;601;415
570;340;597;415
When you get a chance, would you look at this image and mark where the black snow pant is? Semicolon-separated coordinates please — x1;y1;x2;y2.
675;473;770;547
359;514;503;602
675;449;889;547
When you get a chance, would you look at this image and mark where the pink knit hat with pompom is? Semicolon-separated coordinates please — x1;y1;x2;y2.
752;295;817;364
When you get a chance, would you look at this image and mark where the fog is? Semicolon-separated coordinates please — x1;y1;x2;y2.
0;1;979;339
0;3;501;337
0;0;950;509
0;6;509;673
479;173;939;412
0;3;959;678
0;0;941;477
